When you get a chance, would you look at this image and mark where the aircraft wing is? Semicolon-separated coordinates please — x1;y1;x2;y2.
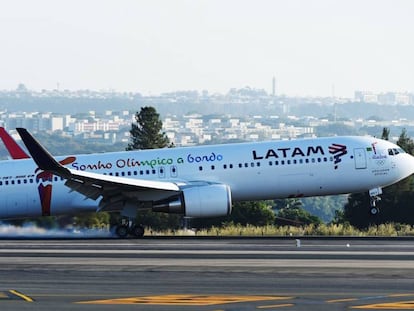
16;128;180;211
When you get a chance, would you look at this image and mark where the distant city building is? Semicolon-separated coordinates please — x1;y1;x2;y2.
1;84;414;147
355;91;414;105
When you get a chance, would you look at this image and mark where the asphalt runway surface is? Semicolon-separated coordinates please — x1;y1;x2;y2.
0;237;414;310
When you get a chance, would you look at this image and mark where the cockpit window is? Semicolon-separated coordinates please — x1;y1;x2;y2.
388;148;406;156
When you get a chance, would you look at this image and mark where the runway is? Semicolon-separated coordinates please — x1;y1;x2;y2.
0;237;414;310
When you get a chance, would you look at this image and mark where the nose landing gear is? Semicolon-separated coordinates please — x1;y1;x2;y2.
369;187;382;216
370;199;380;215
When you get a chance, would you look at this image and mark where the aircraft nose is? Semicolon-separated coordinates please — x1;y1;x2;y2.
403;153;414;176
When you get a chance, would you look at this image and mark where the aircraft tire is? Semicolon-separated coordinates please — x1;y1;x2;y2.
130;225;145;238
370;207;380;216
116;225;129;238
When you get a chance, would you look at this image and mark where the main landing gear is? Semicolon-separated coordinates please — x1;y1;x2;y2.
369;187;382;216
114;218;145;238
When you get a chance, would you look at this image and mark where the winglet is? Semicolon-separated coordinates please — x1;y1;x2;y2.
0;127;30;159
16;128;71;177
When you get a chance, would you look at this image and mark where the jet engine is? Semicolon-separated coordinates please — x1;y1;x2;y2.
153;184;232;217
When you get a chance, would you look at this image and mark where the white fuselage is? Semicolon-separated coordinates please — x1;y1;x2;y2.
0;136;413;219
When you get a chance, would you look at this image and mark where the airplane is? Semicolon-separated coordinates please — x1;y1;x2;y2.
0;127;413;238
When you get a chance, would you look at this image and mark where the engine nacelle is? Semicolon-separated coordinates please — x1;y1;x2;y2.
152;184;232;217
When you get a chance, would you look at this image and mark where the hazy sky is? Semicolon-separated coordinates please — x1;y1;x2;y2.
0;0;413;97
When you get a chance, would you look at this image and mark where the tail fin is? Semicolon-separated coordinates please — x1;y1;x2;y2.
0;127;30;159
16;128;70;177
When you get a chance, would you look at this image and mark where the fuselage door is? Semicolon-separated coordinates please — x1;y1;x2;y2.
354;148;367;169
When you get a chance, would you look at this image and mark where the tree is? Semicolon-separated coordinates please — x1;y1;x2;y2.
397;128;414;154
229;201;275;226
126;106;171;150
190;201;276;229
273;199;322;226
301;195;347;223
126;106;180;229
381;127;390;141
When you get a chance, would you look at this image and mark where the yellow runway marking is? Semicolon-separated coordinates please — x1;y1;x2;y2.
327;298;359;303
257;303;295;308
8;290;34;302
0;292;8;299
352;300;414;309
78;294;293;306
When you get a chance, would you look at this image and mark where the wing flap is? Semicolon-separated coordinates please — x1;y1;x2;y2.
64;168;180;201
